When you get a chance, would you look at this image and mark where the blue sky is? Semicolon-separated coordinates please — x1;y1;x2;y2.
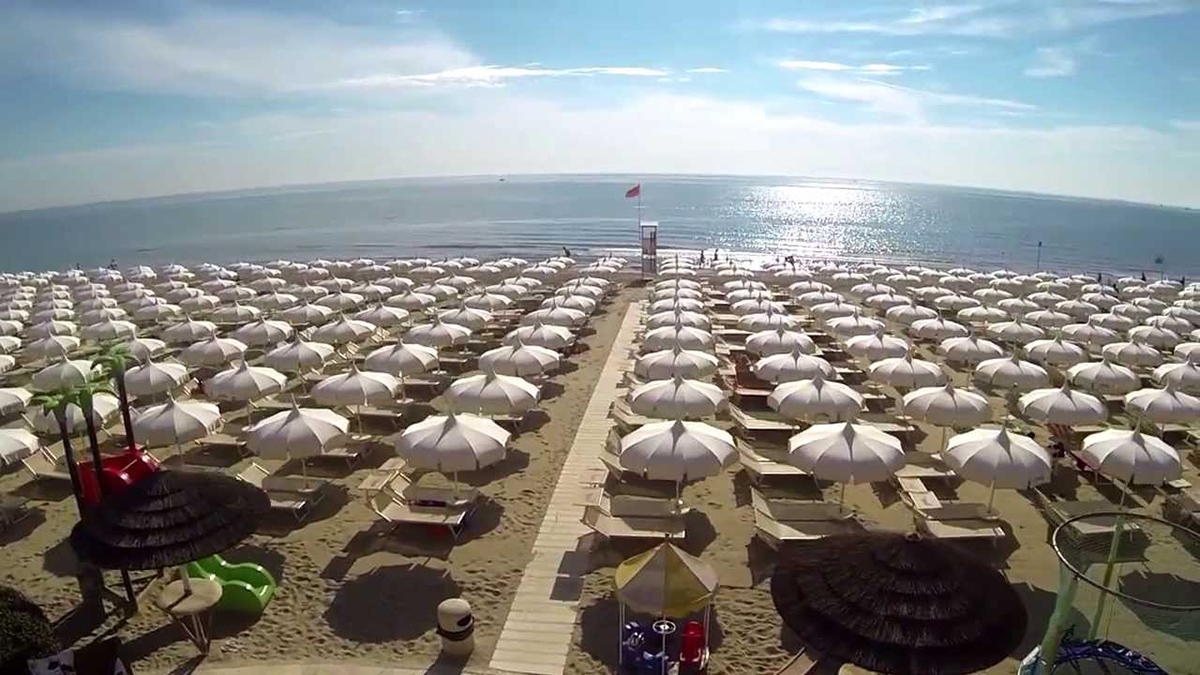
0;0;1198;211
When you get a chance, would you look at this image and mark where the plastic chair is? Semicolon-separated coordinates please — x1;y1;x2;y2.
680;620;708;673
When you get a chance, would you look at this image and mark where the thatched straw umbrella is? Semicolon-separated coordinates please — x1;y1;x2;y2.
771;531;1026;675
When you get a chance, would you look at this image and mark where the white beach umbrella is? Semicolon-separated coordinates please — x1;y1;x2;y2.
1128;324;1180;349
826;311;884;338
646;309;710;331
944;428;1053;511
795;290;842;308
205;360;287;402
31;358;97;391
264;338;336;373
1080;429;1181;485
23;335;81;361
246;404;349;471
933;294;980;313
208;302;261;325
160;318;217;344
439;305;493;330
1091;312;1137;332
312;364;399;430
250;291;300;311
1113;303;1154;321
1023;336;1087;367
844;328;908;361
0;428;39;467
78;319;136;343
724;288;771;304
522;306;586;328
504;321;575;350
865;291;913;312
939;334;1004;366
483;283;527;300
350;283;392;301
910;316;969;341
869;353;946;389
644;324;715;352
957;306;1010;325
132;302;184;323
30;393;119;436
124;359;190;397
0;335;17;355
1145;314;1193;334
769;372;864;422
1164;305;1200;326
1124;384;1200;423
974;288;1014;305
179;294;220;314
636;346;719;380
745;327;815;356
0;387;33;416
1175;342;1200;360
478;338;560;378
811;299;858;321
1024;309;1072;329
27;320;77;339
1153;358;1200;393
133;398;222;451
232;318;294;347
732;298;785;317
464;293;513;312
986;320;1045;344
1018;382;1107;425
902;383;991;428
1060;319;1121;347
789;281;832;297
657;279;702;292
278;302;334;327
405;317;471;348
311;315;377;345
738;308;797;332
630;375;726;420
619;420;736;483
354;303;410;328
752;346;834;383
446;372;539;415
179;336;248;367
1082;293;1120;311
363;340;439;379
1054;299;1100;322
1067;357;1141;395
1101;339;1163;368
316;291;366;312
395;413;508;478
413;283;460;302
216;286;258;303
974;354;1050;390
788;422;905;506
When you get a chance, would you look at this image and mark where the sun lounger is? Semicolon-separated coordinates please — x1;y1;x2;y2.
22;448;71;483
370;486;477;537
606;492;688;518
1034;489;1140;549
236;462;324;522
894;476;943;510
750;489;863;548
737;439;808;482
611;398;654;430
895;453;956;481
1163;488;1200;530
911;502;1006;544
729;404;799;435
581;493;685;541
193;432;249;457
0;495;31;531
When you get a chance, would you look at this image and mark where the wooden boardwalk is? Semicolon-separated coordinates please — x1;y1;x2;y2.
489;302;643;675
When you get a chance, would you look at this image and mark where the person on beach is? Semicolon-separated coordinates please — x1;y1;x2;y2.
108;258;118;270
562;247;571;257
699;250;706;266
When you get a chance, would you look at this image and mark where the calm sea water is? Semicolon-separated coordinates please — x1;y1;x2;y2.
1;174;1198;277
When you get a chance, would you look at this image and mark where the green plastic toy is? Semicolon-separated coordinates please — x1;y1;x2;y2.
185;554;277;614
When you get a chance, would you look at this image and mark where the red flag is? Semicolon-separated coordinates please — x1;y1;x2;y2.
625;184;641;199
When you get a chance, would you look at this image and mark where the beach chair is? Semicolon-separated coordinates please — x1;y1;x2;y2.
611;398;654;431
911;502;1006;545
1163;488;1200;531
1034;489;1141;550
750;489;863;548
21;448;71;483
581;493;685;541
0;495;31;532
236;462;322;522
370;488;476;538
895;452;957;482
737;439;808;483
192;431;250;458
893;476;943;511
354;457;409;495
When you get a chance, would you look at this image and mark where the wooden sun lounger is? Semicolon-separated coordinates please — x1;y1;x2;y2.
1163;488;1200;530
610;398;654;430
370;491;474;536
895;453;956;481
750;489;863;548
580;505;684;541
22;449;71;483
911;503;1006;544
1034;489;1140;548
0;495;32;531
729;404;798;434
236;462;324;522
894;476;943;511
193;432;249;457
737;440;808;482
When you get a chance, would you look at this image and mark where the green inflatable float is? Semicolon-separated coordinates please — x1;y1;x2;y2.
186;554;277;614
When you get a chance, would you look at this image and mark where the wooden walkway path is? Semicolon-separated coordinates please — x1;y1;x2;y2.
489;302;642;675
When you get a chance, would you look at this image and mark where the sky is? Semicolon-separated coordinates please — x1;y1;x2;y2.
1;0;1198;212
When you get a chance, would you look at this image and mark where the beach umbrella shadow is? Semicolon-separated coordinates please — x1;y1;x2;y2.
324;565;459;643
0;507;45;545
1012;581;1090;656
43;537;81;578
1116;570;1200;640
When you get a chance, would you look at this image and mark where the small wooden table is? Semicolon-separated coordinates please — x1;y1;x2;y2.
155;578;222;654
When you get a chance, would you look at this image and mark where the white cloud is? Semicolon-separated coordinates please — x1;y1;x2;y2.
1025;47;1077;78
779;60;930;76
1172;120;1200;132
686;67;729;74
796;76;1035;121
757;1;1194;37
334;65;670;89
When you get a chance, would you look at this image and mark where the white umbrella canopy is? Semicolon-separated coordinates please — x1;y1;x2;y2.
630;375;726;420
1054;299;1100;321
78;307;127;325
0;335;18;354
79;319;137;343
394;412;508;473
974;287;1014;305
311;364;399;427
868;353;947;389
1018;382;1108;425
826;311;885;338
179;294;221;314
1080;429;1181;485
405;317;471;348
209;302;261;325
160;318;217;344
352;303;410;329
1113;303;1154;321
311;315;377;345
901;383;991;427
910;316;970;341
132;302;185;323
23;335;81;361
787;422;905;486
278;302;335;327
997;297;1040;318
216;285;259;303
939;334;1004;366
315;290;366;312
957;305;1010;325
1082;293;1120;311
795;290;843;309
619;419;736;483
844;328;908;361
250;291;300;311
438;305;493;330
986;319;1046;344
464;292;514;312
483;283;528;300
1164;305;1200;325
811;299;858;322
731;298;785;317
1175;342;1200;360
1067;357;1141;395
1024;309;1072;329
180;336;248;367
447;371;540;414
887;302;939;326
557;282;604;300
30;393;120;436
1124;384;1200;423
124;359;190;397
724;288;772;305
865;291;913;312
27;320;78;339
944;427;1053;511
656;278;702;292
745;327;815;356
132;398;222;448
752;347;835;383
1062;319;1121;347
204;361;287;402
1128;324;1181;350
769;372;864;422
1102;340;1164;368
31;358;98;391
738;308;798;332
646;309;711;331
974;354;1050;390
1091;312;1138;332
504;321;575;350
1145;314;1193;334
246;404;350;461
363;340;439;377
0;387;33;416
522;306;587;328
232;318;294;347
264;338;336;373
636;345;720;380
1028;290;1068;308
933;294;980;313
1152;359;1200;393
1023;336;1088;367
478;339;560;378
644;324;715;352
0;428;40;466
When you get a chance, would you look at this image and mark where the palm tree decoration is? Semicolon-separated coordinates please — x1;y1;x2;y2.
30;389;86;516
74;373;117;499
94;344;136;451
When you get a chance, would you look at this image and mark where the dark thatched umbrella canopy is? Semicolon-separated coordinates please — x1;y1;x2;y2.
70;469;270;571
771;532;1027;675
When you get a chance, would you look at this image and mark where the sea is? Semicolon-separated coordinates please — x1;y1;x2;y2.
1;174;1198;278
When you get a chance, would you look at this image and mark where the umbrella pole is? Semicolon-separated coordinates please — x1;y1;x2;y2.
987;481;997;515
1089;479;1131;639
178;564;193;595
838;482;847;513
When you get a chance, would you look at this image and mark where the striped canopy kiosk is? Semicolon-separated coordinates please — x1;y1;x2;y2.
614;542;718;671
